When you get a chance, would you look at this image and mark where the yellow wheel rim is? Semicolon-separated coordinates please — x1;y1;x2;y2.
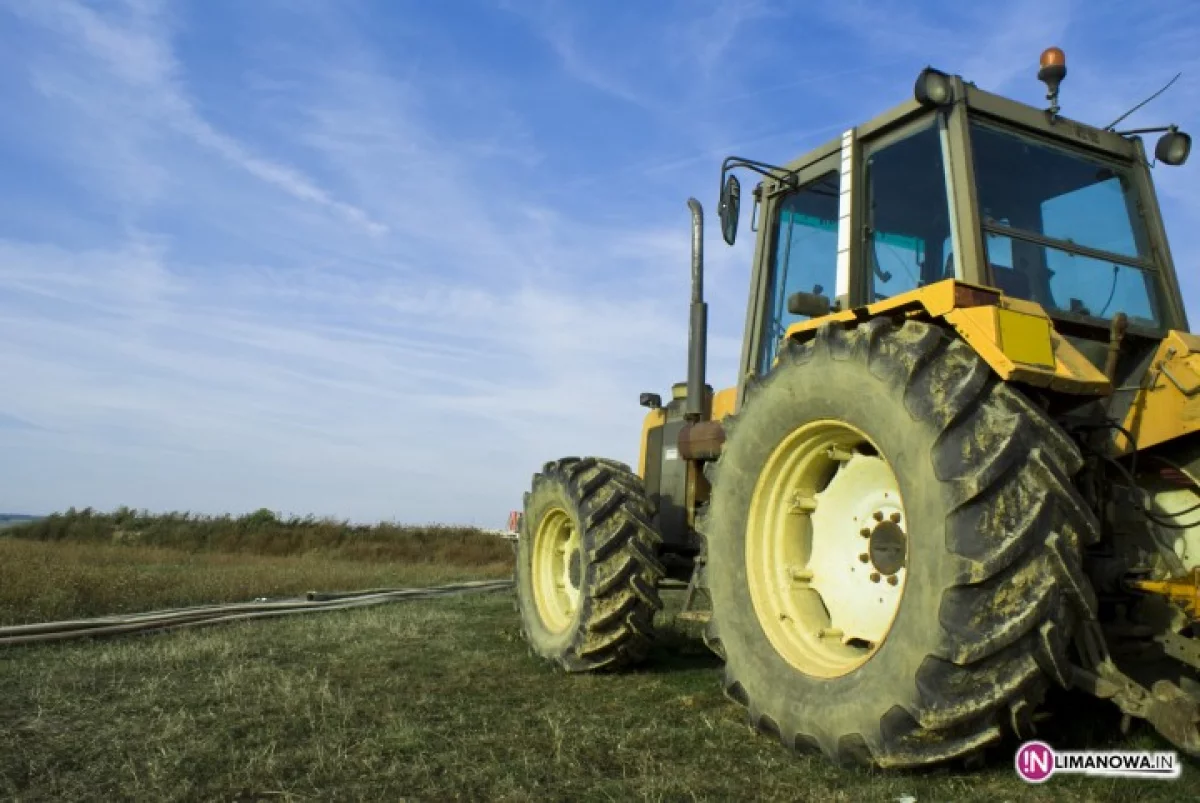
746;420;909;678
531;506;582;633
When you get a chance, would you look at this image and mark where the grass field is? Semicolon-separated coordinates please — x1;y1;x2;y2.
6;507;512;564
0;509;513;625
0;538;512;625
2;589;1194;801
1;512;1195;800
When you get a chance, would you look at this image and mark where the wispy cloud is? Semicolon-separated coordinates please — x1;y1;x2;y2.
8;0;385;233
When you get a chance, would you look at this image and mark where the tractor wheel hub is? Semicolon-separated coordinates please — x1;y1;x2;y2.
868;519;907;576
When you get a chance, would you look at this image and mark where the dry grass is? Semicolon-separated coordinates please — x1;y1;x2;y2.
1;591;1193;802
5;506;512;564
0;508;513;625
0;538;511;625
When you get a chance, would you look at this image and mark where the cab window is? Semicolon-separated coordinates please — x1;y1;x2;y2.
759;171;840;373
970;121;1163;327
864;119;953;300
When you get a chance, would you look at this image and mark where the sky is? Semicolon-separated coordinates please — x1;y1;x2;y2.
1;0;1198;526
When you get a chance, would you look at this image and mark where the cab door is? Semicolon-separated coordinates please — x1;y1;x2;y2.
738;151;845;399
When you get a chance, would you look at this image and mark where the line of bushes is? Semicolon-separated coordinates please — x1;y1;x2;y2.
2;507;514;565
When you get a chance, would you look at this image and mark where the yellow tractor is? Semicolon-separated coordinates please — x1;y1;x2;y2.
514;48;1200;769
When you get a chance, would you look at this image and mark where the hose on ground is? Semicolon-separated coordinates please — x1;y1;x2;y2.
0;578;514;647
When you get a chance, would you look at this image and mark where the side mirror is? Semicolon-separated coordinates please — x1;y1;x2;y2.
718;174;741;245
1156;129;1191;166
787;290;832;318
639;392;663;410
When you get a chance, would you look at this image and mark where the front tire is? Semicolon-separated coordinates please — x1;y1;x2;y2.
516;457;666;671
704;318;1100;768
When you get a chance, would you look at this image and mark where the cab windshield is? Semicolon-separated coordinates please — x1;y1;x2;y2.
968;120;1165;328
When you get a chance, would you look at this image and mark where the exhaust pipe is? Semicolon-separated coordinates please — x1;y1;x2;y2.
686;198;708;422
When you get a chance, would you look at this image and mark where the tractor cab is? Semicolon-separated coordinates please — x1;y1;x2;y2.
720;49;1192;407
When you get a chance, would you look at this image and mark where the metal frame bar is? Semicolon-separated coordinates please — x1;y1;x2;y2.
943;86;988;286
1128;137;1189;331
981;222;1156;270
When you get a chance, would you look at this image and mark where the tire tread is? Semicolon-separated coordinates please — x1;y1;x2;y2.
705;318;1098;769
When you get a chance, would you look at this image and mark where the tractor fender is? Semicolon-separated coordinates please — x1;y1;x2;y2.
783;278;1111;397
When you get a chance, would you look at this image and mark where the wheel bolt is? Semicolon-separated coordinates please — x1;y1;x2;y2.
790;494;818;513
873;511;884;522
870;572;881;583
887;575;899;586
859;527;871;538
859;553;870;563
889;512;902;524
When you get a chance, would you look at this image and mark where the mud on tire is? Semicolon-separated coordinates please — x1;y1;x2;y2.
516;457;666;671
702;318;1100;768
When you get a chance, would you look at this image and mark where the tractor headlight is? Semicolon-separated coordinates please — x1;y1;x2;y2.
914;67;953;108
1156;129;1192;166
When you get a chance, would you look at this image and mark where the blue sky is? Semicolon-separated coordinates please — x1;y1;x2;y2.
1;0;1198;525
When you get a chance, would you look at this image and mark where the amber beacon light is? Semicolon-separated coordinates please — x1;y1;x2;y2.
1039;46;1067;72
1038;47;1067;116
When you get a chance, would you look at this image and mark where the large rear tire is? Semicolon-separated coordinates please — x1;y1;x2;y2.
703;318;1100;768
516;457;665;671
